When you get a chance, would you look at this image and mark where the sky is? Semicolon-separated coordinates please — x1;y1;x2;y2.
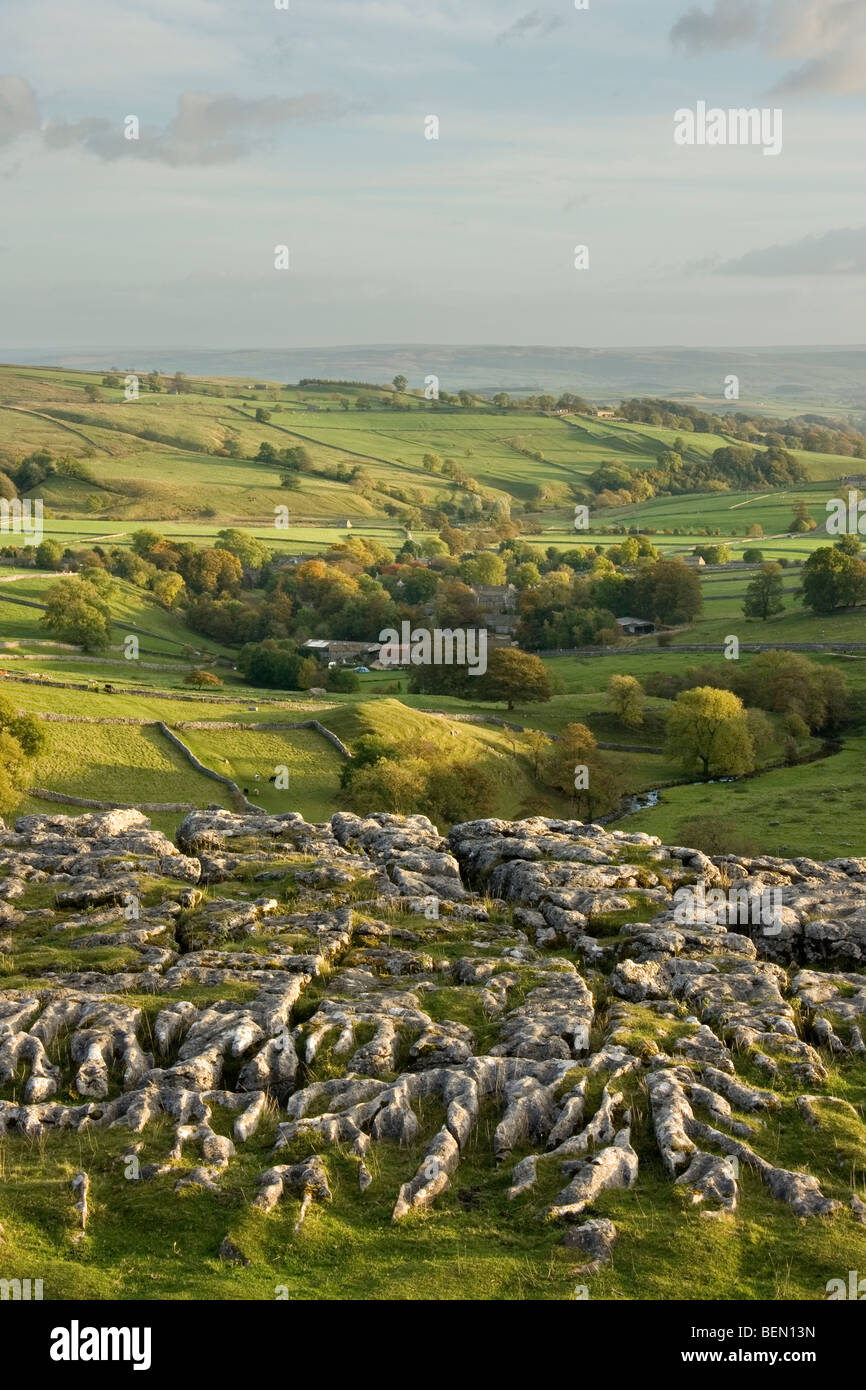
0;0;864;350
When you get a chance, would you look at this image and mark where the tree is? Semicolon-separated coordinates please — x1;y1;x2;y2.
151;572;185;608
789;499;817;533
328;666;360;693
525;729;551;777
434;579;481;627
346;757;427;814
184;548;243;596
607;673;645;728
0;729;27;811
835;533;861;557
131;529;164;558
477;649;552;710
216;528;272;570
83;385;104;403
0;694;46;760
280;445;313;473
635;557;702;625
41;577;113;651
296;656;321;689
541;722;623;818
513;561;541;590
666;687;754;779
742;548;764;563
732;650;848;733
392;375;408;394
743;562;785;620
35;539;63;571
255;407;272;423
423;759;497;825
802;546;866;614
185;668;223;687
339;734;400;789
461;552;507;586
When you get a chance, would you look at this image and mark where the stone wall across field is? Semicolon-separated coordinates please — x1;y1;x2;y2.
26;788;194;812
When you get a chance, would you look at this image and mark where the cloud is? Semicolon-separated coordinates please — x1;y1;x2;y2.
671;0;759;52
718;226;866;275
496;8;564;45
671;0;866;93
769;41;866;97
4;82;346;165
0;75;40;145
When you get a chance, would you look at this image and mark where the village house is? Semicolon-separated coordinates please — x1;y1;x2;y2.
471;583;518;614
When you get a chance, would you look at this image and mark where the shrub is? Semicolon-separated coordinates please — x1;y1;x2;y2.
185;669;223;688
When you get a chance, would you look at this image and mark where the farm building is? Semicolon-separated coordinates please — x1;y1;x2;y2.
615;616;655;637
301;639;376;665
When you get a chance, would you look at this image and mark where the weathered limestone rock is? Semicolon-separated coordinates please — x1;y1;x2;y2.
0;808;858;1259
546;1128;639;1221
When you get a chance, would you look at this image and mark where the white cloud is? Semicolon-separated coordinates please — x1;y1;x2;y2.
671;0;866;94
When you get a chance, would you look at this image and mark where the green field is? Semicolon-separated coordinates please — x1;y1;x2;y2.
1;363;858;533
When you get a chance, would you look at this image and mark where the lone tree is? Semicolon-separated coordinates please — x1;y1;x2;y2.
607;673;645;728
542;722;623;819
789;499;817;533
666;686;755;780
185;669;222;688
743;562;785;620
41;577;113;652
392;375;408;394
802;546;866;614
477;648;552;710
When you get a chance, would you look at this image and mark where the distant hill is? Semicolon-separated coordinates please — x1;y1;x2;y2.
4;344;866;412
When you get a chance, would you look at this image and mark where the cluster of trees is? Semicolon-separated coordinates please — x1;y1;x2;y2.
0;695;47;810
0;448;99;500
585;444;806;511
515;555;702;649
28;518;711;677
533;722;625;820
339;734;498;824
618;399;866;458
602;650;851;782
642;650;848;737
407;647;553;708
237;639;359;693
